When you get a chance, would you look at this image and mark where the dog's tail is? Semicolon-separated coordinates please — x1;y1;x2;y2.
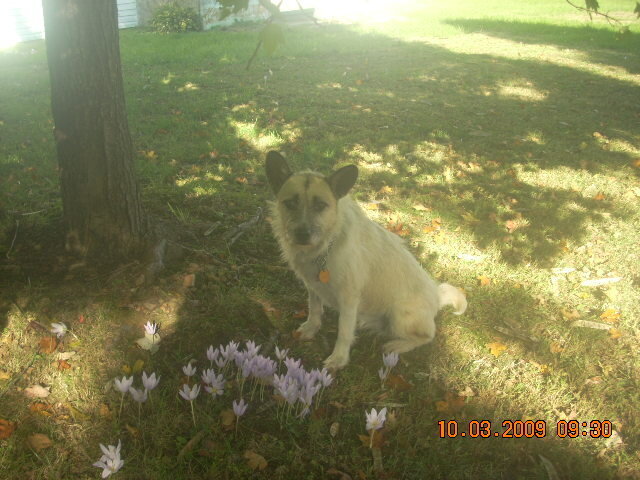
438;283;467;315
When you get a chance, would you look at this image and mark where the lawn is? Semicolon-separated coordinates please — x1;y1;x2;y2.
1;1;639;478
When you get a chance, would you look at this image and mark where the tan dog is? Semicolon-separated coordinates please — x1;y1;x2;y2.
266;151;467;370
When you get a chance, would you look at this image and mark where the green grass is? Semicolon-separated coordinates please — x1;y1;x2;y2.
1;1;639;478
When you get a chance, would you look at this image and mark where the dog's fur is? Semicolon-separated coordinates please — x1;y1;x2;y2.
265;151;467;370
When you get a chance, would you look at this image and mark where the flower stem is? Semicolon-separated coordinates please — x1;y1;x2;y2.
118;393;124;419
190;400;196;427
369;430;374;449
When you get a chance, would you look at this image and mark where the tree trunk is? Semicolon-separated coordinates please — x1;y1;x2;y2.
42;0;146;260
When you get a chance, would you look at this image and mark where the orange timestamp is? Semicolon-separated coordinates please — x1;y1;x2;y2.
438;420;613;439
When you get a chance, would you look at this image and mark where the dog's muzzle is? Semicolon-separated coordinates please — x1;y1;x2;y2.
293;226;312;245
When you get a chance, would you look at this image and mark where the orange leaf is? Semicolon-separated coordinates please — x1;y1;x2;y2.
486;342;507;357
385;374;413;392
633;158;640;168
253;297;282;319
549;342;565;354
57;360;72;371
593;192;605;201
29;402;53;416
0;419;16;440
27;433;53;451
387;221;410;237
39;336;58;354
600;309;621;324
125;423;140;439
435;392;465;414
477;275;491;286
608;328;622;339
505;220;519;233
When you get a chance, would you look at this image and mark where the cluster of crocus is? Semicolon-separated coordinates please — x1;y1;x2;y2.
173;340;335;428
114;371;160;420
272;357;333;419
378;352;399;387
93;440;124;478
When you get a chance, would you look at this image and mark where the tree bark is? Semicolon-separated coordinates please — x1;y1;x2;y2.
42;0;146;260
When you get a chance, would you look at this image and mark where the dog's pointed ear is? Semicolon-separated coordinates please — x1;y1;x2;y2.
327;165;358;199
265;151;292;194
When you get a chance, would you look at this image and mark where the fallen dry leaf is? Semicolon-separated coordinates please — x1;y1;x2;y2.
600;309;621;324
27;433;53;451
131;359;145;375
244;450;268;471
0;419;17;439
561;308;581;321
29;402;53;416
593;192;606;201
125;423;140;439
327;467;353;480
183;273;196;288
39;336;58;354
412;204;430;212
530;361;550;375
458;386;476;397
98;404;112;419
486;342;507;357
253;297;282;320
477;275;491;287
330;422;340;438
220;409;235;430
550;342;565;354
385;374;413;392
608;328;622;339
24;385;51;399
435;392;466;414
387;221;410;237
56;351;77;361
505;220;519;233
57;360;72;371
358;430;385;448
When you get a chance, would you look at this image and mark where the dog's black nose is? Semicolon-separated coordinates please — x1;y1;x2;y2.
294;227;311;245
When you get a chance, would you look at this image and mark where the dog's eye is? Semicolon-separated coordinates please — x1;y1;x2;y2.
283;198;298;210
314;200;328;212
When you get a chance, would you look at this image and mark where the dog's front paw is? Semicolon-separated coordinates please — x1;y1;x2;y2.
323;350;349;371
296;319;321;340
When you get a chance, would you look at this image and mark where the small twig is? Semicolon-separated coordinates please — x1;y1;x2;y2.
564;0;624;26
366;402;407;408
6;219;19;259
295;0;320;25
225;207;264;246
8;208;49;216
246;0;284;70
